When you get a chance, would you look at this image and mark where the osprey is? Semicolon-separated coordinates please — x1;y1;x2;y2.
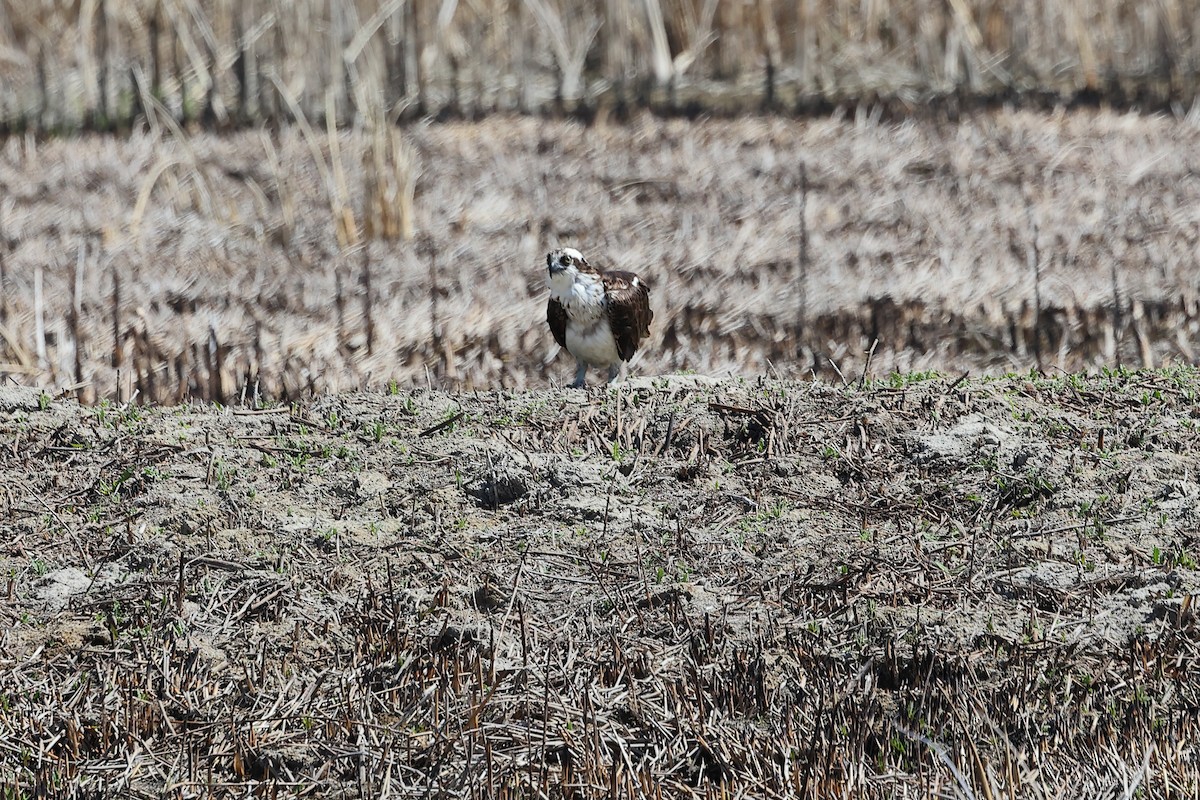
545;247;653;387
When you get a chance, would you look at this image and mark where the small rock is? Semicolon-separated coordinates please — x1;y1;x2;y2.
36;564;125;611
910;418;1008;465
36;567;92;610
0;386;45;413
352;471;391;499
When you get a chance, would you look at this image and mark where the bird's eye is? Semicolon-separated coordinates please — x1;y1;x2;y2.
560;255;571;265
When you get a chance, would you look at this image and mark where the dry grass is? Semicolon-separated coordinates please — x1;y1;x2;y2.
0;371;1198;797
1;109;1200;403
2;0;1200;130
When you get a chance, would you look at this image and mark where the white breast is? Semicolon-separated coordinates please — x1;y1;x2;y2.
549;272;620;367
549;271;606;320
566;320;620;367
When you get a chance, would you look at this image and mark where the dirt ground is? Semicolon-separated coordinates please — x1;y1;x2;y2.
1;370;1198;797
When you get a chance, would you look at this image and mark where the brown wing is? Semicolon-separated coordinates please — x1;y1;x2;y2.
602;270;653;361
547;297;568;348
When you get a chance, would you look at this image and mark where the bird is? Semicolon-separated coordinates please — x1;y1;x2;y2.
545;247;653;387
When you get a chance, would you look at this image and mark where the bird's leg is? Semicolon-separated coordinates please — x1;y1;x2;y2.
607;364;622;384
570;360;588;388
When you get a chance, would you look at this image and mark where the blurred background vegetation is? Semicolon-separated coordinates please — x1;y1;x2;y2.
2;2;1199;403
2;0;1199;132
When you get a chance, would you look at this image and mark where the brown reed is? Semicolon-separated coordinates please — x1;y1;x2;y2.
1;0;1199;132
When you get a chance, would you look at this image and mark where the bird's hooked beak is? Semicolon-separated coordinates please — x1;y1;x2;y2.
547;253;566;275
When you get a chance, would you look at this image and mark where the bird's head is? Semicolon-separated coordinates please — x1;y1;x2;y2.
546;247;589;290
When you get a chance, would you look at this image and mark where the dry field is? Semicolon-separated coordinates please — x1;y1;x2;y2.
1;370;1198;797
2;108;1200;403
3;6;1200;800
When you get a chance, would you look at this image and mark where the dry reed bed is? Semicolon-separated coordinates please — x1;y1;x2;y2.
2;109;1200;403
3;0;1200;131
0;371;1197;797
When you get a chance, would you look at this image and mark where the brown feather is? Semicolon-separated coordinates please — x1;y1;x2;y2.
546;298;568;349
602;270;653;361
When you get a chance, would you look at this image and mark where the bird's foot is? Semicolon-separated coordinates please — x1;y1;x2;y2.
570;362;588;389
